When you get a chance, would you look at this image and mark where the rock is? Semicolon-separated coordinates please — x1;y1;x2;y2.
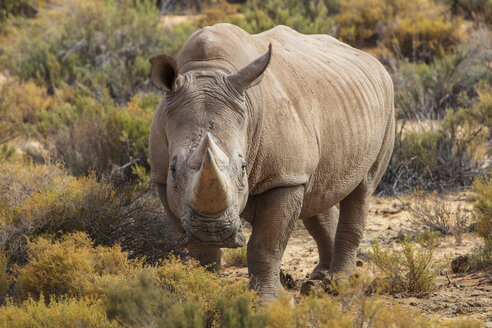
451;255;470;273
395;231;405;241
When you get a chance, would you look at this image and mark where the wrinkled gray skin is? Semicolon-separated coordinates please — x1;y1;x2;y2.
149;24;395;300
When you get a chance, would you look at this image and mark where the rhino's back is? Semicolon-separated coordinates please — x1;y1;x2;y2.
179;24;394;211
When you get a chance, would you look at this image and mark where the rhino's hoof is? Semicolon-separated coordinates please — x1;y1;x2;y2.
309;271;327;280
300;280;324;296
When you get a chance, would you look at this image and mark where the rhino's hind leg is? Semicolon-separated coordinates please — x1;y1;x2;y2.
330;182;370;275
302;207;339;280
247;186;304;300
189;248;221;271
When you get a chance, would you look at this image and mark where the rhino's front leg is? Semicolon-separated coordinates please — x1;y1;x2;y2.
189;248;221;271
247;186;304;300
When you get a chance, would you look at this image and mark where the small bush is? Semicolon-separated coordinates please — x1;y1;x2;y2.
369;240;437;296
155;256;253;325
469;239;492;270
473;174;492;241
0;297;116;328
415;230;442;248
17;232;138;301
105;270;205;327
38;92;158;176
408;189;471;238
223;245;247;267
219;294;268;328
469;174;492;269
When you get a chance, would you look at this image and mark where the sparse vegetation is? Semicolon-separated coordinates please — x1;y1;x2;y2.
408;189;471;241
469;174;492;269
473;175;492;241
369;240;437;296
415;229;442;248
223;245;248;267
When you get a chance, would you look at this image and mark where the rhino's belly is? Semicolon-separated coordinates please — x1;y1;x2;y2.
298;159;373;219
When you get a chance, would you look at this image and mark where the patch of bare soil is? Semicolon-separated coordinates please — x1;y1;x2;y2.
221;192;492;324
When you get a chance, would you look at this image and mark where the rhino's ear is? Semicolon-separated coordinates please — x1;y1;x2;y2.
149;54;181;92
227;43;272;95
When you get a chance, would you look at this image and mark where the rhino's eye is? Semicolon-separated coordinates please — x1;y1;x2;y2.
240;160;247;176
170;163;176;175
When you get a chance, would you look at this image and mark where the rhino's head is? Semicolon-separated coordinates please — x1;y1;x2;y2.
149;45;272;249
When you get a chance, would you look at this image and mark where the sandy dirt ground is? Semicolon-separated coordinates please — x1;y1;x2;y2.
221;192;492;325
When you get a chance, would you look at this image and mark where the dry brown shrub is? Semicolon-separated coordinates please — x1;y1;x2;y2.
409;189;471;245
0;161;182;264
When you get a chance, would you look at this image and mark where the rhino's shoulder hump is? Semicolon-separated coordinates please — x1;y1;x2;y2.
178;24;258;71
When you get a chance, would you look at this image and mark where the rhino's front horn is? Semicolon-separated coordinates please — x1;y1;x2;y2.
190;147;232;217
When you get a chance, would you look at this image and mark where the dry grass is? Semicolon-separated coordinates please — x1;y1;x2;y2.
222;246;248;267
408;189;471;245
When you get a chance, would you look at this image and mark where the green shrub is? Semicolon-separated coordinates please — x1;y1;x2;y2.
416;229;442;248
369;240;437;296
0;297;117;328
469;239;492;270
155;256;254;325
392;50;491;120
37;92;158;176
219;294;268;328
17;232;139;301
1;0;197;103
203;0;336;35
473;174;492;241
378;80;490;193
469;174;492;269
105;270;205;327
223;245;248;267
0;250;8;298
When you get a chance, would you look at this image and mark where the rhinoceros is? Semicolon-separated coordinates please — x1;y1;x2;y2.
149;24;394;299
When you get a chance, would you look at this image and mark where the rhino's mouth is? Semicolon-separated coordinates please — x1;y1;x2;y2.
179;208;246;249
